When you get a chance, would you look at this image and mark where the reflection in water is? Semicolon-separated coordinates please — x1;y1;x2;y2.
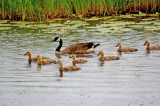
25;63;32;68
0;20;160;106
118;52;122;56
37;65;42;69
145;51;151;56
99;61;105;66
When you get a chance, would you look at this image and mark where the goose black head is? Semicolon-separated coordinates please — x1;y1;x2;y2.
51;37;61;42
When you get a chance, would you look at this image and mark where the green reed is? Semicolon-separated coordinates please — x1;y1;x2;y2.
0;0;159;21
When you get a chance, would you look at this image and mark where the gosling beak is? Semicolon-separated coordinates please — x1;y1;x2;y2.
97;53;100;56
53;60;57;64
143;43;146;46
56;61;60;64
24;53;26;56
115;44;118;47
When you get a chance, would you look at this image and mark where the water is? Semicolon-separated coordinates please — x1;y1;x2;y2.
0;19;160;106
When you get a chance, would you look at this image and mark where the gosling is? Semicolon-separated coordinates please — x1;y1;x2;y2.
115;42;138;53
24;51;50;64
97;51;120;61
144;40;160;51
37;55;56;67
57;60;81;77
71;54;87;66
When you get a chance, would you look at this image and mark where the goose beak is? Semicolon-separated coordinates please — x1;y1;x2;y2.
51;37;61;42
50;37;56;42
50;39;55;42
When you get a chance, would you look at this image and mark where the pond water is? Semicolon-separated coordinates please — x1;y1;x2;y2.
0;18;160;106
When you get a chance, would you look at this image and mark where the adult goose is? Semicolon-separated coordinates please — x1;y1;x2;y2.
115;42;138;53
51;37;100;55
144;40;160;51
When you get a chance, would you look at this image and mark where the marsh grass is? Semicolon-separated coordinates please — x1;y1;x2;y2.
0;0;159;21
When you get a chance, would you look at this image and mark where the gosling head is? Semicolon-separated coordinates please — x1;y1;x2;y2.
115;42;122;47
51;36;61;42
24;51;31;56
57;60;63;72
71;54;76;59
143;40;150;46
97;51;104;56
36;55;42;60
56;60;62;65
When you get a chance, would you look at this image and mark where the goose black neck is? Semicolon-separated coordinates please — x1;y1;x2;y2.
56;38;63;51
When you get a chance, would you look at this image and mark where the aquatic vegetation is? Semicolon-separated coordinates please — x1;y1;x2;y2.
0;0;159;21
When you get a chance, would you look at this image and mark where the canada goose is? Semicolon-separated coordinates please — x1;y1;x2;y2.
97;51;120;61
57;60;81;77
37;55;56;67
115;42;138;53
143;40;160;51
51;37;100;55
71;54;87;66
24;51;52;64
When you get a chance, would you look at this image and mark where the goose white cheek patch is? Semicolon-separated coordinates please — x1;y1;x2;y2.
56;37;61;42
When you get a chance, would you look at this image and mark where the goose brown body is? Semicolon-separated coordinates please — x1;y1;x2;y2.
57;60;81;77
116;42;138;53
37;55;55;67
71;54;87;66
97;51;120;61
51;37;100;55
144;40;160;51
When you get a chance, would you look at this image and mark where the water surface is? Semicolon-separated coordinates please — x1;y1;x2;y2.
0;18;160;106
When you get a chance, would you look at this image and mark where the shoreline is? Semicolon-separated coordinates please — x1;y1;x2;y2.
0;0;160;21
0;13;159;24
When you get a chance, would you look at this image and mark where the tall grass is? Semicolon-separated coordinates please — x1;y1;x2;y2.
0;0;159;21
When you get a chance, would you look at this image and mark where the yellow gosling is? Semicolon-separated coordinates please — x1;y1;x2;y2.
24;51;55;64
24;51;37;64
37;55;55;67
144;40;160;51
115;42;138;53
57;60;81;77
97;51;120;61
71;54;87;66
